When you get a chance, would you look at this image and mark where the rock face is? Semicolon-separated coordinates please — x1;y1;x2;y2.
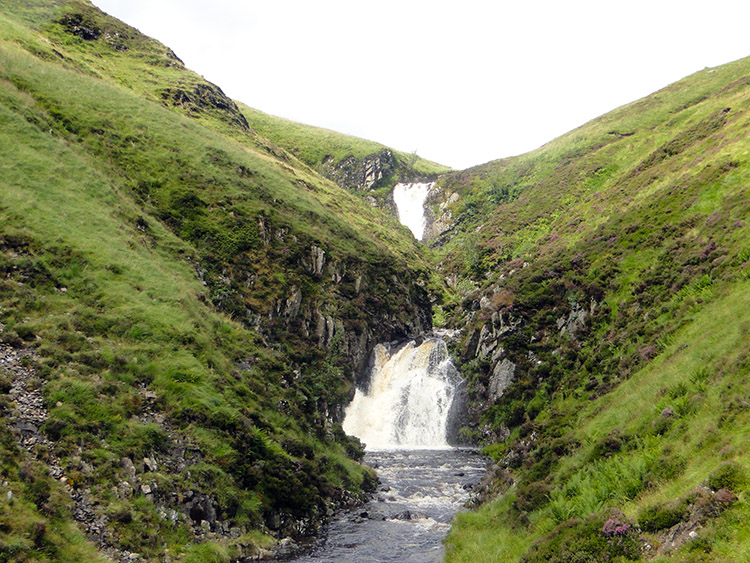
159;82;250;131
58;13;101;41
1;340;302;562
423;188;459;243
556;299;597;340
2;344;131;562
488;359;516;401
321;150;396;192
234;226;433;397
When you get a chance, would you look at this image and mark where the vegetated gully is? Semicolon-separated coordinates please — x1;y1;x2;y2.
288;184;485;562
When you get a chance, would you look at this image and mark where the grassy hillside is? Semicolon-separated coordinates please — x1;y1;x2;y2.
434;57;750;561
0;1;434;560
241;104;451;203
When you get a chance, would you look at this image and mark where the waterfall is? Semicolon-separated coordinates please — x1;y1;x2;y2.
343;338;463;450
392;182;434;240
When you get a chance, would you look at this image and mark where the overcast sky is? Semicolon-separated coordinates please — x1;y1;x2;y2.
92;0;750;170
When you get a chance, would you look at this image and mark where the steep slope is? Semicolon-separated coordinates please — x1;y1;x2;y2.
432;57;750;561
0;1;435;560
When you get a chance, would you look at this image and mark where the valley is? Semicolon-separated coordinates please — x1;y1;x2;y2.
1;1;750;562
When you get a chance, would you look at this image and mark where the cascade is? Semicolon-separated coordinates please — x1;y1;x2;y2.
291;338;479;562
343;338;463;450
392;182;434;240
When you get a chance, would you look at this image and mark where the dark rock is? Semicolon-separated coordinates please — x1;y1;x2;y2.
158;82;249;131
392;510;427;521
367;510;387;521
273;537;301;560
58;13;101;41
189;503;204;523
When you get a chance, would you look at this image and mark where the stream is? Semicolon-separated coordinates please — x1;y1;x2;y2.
292;449;484;562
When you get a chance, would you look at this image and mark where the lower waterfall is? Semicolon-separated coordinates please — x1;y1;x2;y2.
290;338;481;562
343;338;463;450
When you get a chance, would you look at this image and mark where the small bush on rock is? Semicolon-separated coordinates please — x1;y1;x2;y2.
638;501;688;532
707;462;745;492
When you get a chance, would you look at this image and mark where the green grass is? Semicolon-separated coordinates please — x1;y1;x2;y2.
3;0;750;561
448;279;750;560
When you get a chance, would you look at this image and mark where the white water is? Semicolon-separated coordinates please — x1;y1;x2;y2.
343;339;462;450
392;182;433;240
292;449;485;562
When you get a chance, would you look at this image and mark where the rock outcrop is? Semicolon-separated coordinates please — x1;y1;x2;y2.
159;82;251;131
321;149;396;192
423;189;459;243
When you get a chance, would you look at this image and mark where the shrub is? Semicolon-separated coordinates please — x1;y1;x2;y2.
643;452;686;487
637;502;688;532
521;512;641;563
685;535;712;553
514;481;552;513
589;429;628;461
707;462;745;492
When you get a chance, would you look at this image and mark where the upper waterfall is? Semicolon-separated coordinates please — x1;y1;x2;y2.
392;182;434;240
343;338;463;450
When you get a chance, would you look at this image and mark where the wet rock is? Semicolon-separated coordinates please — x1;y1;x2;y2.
392;510;427;521
367;510;387;521
273;537;301;560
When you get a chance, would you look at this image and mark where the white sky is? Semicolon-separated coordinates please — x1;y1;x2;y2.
91;0;750;170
